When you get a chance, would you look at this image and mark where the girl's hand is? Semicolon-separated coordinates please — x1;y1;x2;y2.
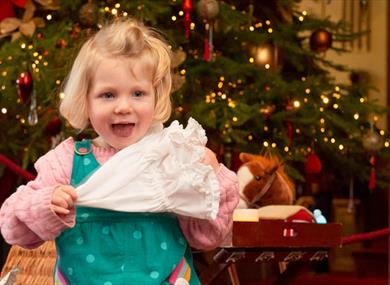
202;147;220;172
51;185;77;215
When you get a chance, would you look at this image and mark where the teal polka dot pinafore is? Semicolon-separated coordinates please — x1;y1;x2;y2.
53;140;200;285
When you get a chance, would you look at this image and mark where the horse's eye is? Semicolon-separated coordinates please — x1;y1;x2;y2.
255;176;261;181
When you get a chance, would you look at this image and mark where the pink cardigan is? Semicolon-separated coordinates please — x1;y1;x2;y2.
0;138;239;250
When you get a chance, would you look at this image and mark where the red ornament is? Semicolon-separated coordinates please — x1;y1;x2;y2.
304;153;322;175
368;155;376;191
16;69;33;104
0;0;26;21
45;116;62;136
310;29;332;53
182;0;192;39
56;38;68;49
203;37;210;61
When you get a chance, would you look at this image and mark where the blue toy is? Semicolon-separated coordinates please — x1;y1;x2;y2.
313;209;327;224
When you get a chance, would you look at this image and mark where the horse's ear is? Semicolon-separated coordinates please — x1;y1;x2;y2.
270;164;279;174
239;152;256;163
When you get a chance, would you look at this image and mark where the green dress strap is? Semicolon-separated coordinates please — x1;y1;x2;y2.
70;140;100;187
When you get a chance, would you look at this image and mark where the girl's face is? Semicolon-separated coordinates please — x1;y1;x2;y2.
87;57;155;150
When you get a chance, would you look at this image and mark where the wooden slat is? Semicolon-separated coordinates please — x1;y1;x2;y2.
0;241;56;285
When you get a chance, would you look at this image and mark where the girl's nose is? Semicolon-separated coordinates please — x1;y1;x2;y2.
114;97;133;114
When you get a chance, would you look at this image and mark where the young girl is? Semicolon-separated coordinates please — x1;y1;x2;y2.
0;18;239;285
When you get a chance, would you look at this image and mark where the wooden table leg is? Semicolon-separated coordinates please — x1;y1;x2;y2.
227;263;241;285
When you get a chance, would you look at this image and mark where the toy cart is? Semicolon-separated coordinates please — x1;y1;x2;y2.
200;220;342;285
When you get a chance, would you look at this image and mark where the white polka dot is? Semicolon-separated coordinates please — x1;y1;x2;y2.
81;213;89;219
160;242;167;250
102;226;110;235
133;230;142;239
104;282;112;285
76;237;84;245
83;158;91;165
67;267;73;275
120;264;125;272
150;271;159;279
86;254;95;263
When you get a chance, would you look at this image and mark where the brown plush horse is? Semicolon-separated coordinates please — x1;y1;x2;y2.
236;153;295;208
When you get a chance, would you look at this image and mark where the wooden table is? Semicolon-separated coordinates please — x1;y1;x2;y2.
199;220;342;285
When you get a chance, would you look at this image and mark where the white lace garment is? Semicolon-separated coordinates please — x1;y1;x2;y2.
76;118;220;220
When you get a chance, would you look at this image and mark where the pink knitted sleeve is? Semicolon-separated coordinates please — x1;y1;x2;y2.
0;138;75;249
178;164;239;250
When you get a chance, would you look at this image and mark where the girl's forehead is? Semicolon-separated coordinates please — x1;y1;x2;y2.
90;56;154;85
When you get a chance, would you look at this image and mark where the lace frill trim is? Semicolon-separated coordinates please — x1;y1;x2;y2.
158;118;220;220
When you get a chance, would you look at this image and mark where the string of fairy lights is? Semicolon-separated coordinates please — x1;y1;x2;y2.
0;1;388;161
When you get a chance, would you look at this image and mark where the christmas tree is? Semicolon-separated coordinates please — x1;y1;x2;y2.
0;0;389;196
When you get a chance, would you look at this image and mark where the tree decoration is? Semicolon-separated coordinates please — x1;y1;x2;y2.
368;155;376;191
79;0;98;27
55;38;67;48
196;0;219;62
309;28;333;53
304;152;322;195
0;0;46;41
362;129;383;153
27;90;38;126
304;153;322;175
16;64;33;104
0;0;27;21
196;0;219;20
45;115;62;135
182;0;192;40
27;89;38;125
362;124;384;191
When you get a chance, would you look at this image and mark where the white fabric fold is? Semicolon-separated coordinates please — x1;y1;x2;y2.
76;118;220;220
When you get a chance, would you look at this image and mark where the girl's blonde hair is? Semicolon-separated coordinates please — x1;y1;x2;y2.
60;18;172;130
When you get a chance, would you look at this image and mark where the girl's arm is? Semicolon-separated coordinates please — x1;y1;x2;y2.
0;138;75;248
178;163;239;250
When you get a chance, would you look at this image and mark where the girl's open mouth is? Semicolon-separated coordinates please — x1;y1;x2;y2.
111;123;135;137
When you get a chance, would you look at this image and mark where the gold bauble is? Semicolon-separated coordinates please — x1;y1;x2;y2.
79;1;98;27
197;0;220;21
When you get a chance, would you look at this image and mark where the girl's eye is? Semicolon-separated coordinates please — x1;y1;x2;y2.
101;92;114;99
133;90;144;97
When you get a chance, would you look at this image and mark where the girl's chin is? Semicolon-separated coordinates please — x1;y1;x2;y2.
108;137;138;150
